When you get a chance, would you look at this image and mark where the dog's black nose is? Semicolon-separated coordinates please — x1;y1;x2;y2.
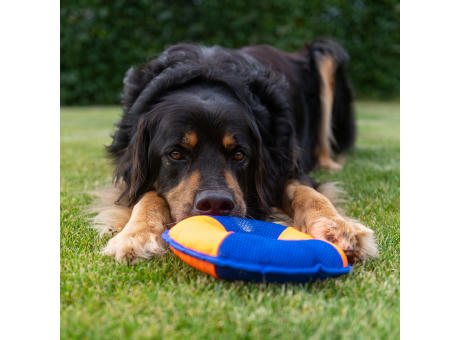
193;190;235;216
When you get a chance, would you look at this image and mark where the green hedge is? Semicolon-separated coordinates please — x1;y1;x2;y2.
61;0;399;105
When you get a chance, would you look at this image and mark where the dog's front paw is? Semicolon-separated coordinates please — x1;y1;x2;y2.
309;217;378;263
102;223;167;263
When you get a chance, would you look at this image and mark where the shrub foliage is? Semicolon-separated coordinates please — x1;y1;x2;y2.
61;0;399;105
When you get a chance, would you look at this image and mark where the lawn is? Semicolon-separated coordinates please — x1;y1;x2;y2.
60;101;400;339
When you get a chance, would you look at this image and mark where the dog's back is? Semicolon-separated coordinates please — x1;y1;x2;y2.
243;39;355;172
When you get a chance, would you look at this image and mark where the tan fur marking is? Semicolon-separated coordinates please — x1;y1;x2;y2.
181;131;198;150
284;180;339;227
222;133;236;150
224;170;247;216
283;180;378;262
101;191;171;263
165;170;200;222
317;56;342;171
128;191;171;228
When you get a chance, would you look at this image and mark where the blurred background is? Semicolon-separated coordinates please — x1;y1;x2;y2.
60;0;399;106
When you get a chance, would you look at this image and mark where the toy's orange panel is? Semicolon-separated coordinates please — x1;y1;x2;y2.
168;215;230;256
171;248;217;278
278;227;314;240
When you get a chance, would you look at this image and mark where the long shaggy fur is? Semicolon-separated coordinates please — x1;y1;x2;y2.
108;43;300;216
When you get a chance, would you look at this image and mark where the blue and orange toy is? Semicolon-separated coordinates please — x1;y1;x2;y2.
162;215;351;283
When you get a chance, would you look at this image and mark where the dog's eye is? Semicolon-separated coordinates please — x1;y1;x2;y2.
233;150;245;161
169;150;183;160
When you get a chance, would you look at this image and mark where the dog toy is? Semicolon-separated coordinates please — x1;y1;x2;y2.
162;215;351;283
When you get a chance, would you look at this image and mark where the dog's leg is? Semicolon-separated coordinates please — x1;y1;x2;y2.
316;56;342;171
284;180;378;262
102;191;171;263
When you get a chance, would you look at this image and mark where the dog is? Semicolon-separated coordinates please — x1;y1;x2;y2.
93;39;378;264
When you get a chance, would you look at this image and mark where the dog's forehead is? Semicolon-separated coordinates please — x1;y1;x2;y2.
159;108;250;145
151;84;256;152
177;122;248;152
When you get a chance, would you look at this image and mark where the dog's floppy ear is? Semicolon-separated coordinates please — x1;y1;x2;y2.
127;118;157;205
121;65;159;115
309;38;356;154
106;65;156;159
114;116;160;206
108;62;164;206
122;66;146;114
233;66;302;215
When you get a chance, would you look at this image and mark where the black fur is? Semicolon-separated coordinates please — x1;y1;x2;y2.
107;39;355;220
309;39;355;154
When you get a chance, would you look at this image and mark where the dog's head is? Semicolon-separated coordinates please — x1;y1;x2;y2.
109;44;300;222
128;84;265;221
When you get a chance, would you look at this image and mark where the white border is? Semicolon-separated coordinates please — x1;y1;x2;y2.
2;1;460;338
0;1;59;339
401;1;460;338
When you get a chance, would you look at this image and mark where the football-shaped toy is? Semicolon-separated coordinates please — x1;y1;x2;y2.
162;215;351;283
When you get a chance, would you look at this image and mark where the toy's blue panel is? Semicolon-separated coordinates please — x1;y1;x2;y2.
217;234;344;269
212;216;286;239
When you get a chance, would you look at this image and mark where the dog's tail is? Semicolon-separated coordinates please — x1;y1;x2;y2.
309;38;356;155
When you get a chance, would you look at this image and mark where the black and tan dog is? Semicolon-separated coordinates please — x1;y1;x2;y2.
93;39;378;264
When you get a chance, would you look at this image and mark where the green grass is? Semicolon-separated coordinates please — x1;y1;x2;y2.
60;102;400;339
